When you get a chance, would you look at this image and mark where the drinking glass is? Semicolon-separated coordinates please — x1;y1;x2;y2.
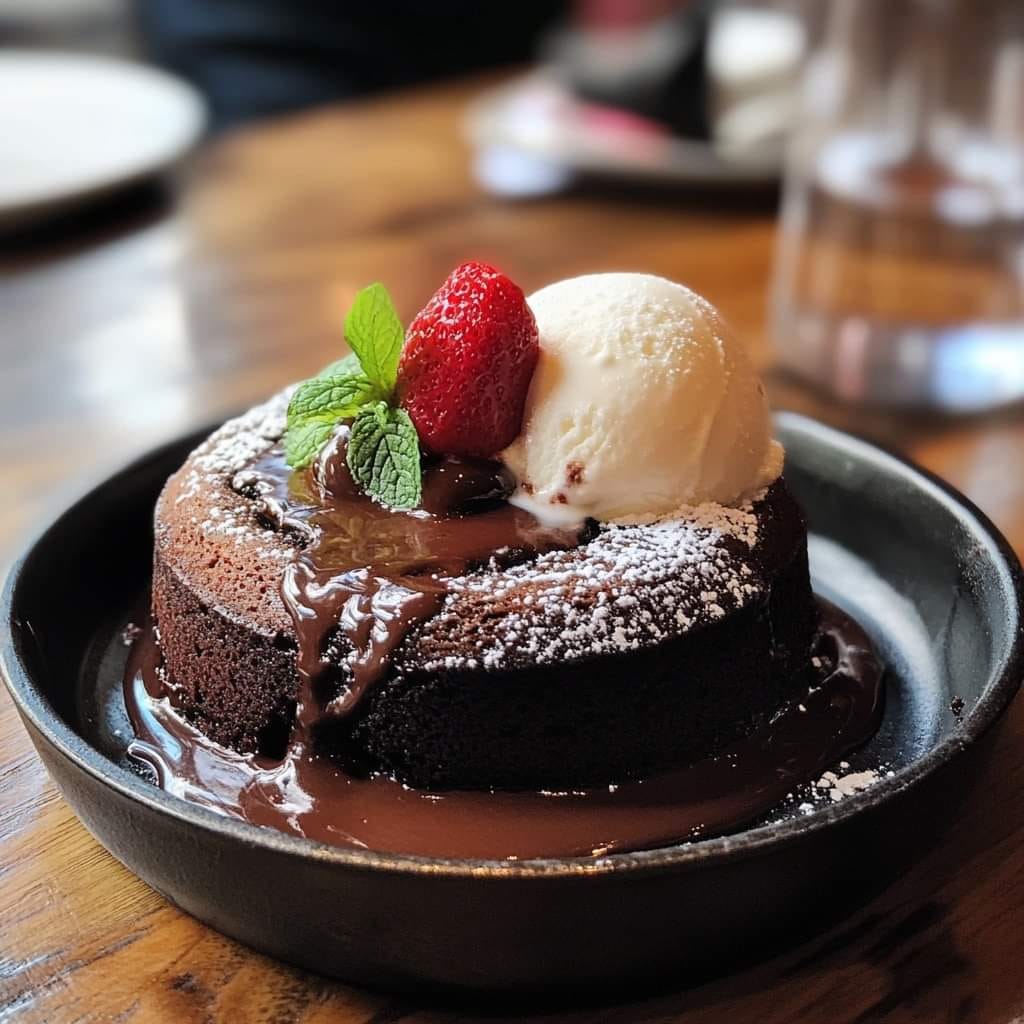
771;0;1024;410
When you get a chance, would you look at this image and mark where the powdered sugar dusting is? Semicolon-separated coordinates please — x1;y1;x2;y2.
176;391;289;505
416;497;763;672
814;765;889;803
167;391;294;560
790;762;894;814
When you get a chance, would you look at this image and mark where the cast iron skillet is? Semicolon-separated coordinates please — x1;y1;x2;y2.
2;413;1022;995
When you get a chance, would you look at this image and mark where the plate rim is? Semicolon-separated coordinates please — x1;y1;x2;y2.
0;49;207;225
2;411;1022;881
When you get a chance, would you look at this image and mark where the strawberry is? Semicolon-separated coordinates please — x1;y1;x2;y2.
397;261;539;457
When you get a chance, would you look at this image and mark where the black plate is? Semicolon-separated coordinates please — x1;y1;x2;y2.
2;413;1022;996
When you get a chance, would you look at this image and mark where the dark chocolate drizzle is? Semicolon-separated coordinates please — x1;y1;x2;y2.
124;599;884;860
237;438;584;735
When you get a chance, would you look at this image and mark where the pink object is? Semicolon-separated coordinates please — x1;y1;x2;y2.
573;0;686;30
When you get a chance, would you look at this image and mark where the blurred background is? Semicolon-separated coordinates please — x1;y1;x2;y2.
0;0;806;136
1;0;1024;548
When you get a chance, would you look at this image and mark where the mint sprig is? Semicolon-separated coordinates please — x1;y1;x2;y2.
347;402;421;510
284;282;422;510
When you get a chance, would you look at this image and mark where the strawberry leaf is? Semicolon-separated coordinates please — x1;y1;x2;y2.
346;402;421;509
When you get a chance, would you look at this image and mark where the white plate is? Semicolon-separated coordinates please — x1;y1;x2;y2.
0;50;206;230
465;72;781;196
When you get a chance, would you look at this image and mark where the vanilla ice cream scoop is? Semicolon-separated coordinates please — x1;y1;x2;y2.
502;273;783;522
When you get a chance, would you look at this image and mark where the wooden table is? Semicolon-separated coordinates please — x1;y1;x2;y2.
3;76;1024;1024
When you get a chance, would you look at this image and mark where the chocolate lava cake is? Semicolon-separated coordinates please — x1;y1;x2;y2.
152;391;818;791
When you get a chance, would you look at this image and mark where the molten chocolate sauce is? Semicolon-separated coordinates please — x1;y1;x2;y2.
124;600;883;860
128;435;884;859
235;437;585;733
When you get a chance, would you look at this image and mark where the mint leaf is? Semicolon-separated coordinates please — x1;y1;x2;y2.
317;352;361;379
344;283;404;394
346;402;421;509
289;374;379;421
285;419;337;470
285;373;380;468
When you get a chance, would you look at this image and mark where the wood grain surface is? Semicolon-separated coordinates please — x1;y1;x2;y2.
3;76;1024;1023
